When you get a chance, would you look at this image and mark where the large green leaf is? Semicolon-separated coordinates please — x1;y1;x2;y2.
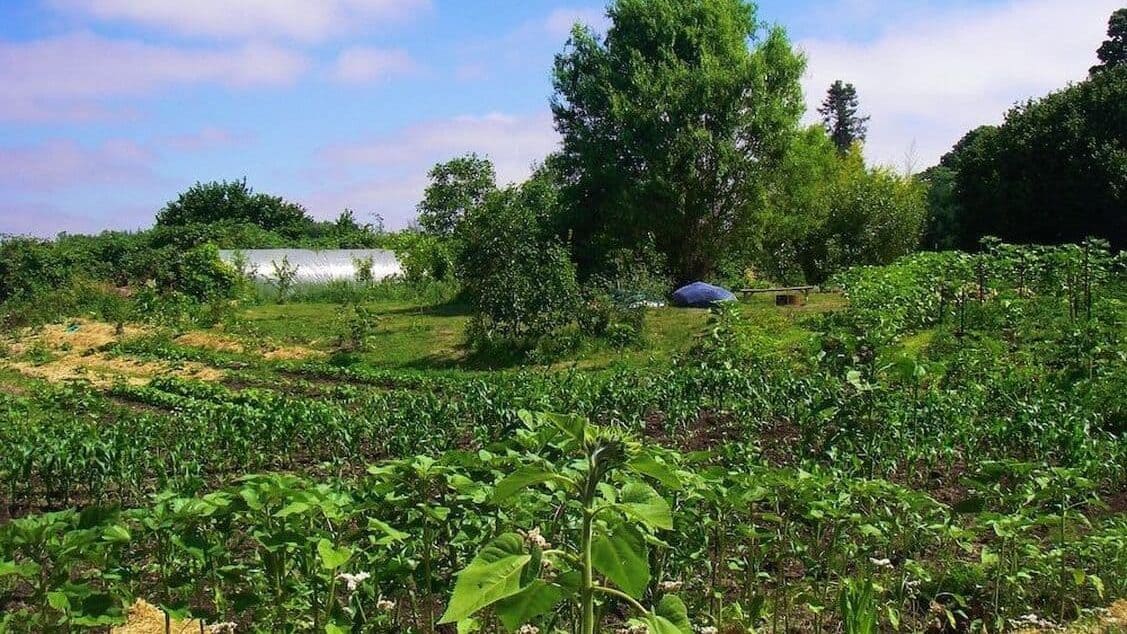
274;501;311;518
438;533;532;624
494;580;563;631
592;523;650;598
654;595;692;634
518;410;587;442
367;518;409;545
101;525;131;544
627;454;683;490
618;482;673;530
492;465;559;503
0;560;39;578
316;539;352;570
542;412;588;441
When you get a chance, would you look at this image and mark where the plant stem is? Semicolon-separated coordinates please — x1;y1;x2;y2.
592;585;648;615
581;507;596;634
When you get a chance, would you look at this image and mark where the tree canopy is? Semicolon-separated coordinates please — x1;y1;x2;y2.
156;179;311;237
938;67;1127;250
817;80;870;155
758;128;925;282
1091;7;1127;75
551;0;806;283
417;154;497;238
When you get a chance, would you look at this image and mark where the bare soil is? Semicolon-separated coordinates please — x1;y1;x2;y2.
2;320;223;386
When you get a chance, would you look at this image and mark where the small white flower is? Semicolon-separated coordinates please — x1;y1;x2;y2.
522;527;552;549
517;625;540;634
869;557;893;568
376;598;396;612
540;558;559;582
658;580;683;592
209;624;237;634
697;626;718;634
337;571;371;592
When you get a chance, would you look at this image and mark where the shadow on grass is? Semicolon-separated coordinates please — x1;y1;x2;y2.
377;302;472;318
401;341;531;372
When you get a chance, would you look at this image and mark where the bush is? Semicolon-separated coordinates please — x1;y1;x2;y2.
386;231;455;282
457;181;580;345
0;237;74;304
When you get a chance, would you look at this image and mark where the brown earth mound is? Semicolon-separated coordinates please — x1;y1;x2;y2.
2;320;222;387
111;599;205;634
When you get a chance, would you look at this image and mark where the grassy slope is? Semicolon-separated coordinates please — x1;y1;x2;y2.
229;292;844;371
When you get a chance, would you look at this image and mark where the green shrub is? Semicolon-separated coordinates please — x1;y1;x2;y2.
387;230;455;282
0;237;73;304
457;182;580;345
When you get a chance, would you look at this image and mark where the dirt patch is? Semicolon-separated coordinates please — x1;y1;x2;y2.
0;381;28;396
174;329;319;362
2;320;223;387
7;354;222;387
642;409;744;453
175;331;245;354
1013;600;1127;633
262;344;319;361
6;319;146;354
112;599;208;634
1104;489;1127;515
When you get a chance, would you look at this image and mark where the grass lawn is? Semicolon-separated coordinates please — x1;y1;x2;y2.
228;291;844;371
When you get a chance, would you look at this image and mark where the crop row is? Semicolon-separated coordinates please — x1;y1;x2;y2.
2;412;1125;632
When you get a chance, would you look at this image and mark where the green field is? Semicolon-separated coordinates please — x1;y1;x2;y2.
1;251;1125;634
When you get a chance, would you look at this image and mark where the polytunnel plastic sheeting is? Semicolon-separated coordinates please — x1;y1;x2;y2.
217;249;402;283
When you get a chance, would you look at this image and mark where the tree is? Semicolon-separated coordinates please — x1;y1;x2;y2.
941;68;1127;250
456;175;579;343
1091;8;1127;75
156;179;311;236
757;128;925;282
416;154;497;238
551;0;806;283
818;80;870;155
918;165;962;251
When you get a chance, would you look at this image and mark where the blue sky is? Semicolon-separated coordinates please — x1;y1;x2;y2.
0;0;1118;236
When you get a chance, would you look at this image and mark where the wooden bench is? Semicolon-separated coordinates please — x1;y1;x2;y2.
738;285;816;306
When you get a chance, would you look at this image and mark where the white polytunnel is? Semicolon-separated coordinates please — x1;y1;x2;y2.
217;249;402;283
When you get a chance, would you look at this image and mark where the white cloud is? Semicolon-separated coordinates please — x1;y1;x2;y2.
799;0;1119;170
306;112;559;225
332;47;418;84
0;138;156;189
0;33;309;121
51;0;431;42
0;201;155;237
543;7;608;38
160;127;252;152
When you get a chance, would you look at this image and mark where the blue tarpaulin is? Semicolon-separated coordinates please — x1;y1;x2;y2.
671;282;736;308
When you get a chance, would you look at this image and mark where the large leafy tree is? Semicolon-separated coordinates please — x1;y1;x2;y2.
551;0;806;283
942;68;1127;250
1091;8;1127;75
417;154;497;238
817;80;870;155
759;129;925;283
155;179;311;236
